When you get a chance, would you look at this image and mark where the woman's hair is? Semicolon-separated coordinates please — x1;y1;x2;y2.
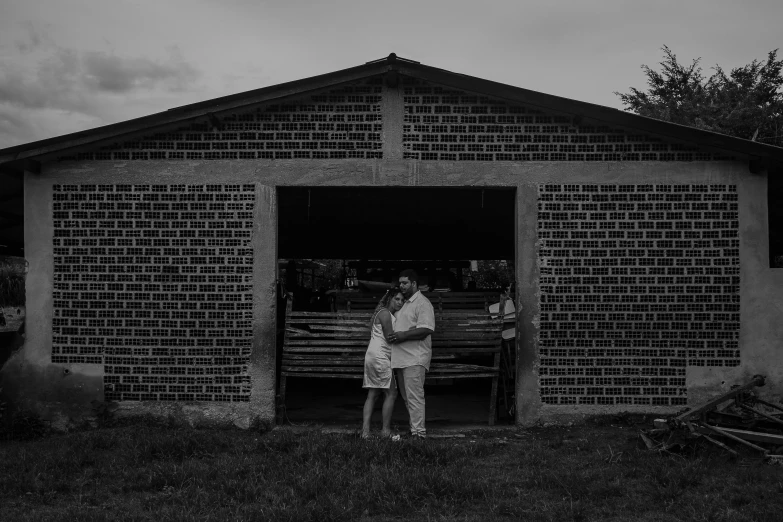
371;287;402;325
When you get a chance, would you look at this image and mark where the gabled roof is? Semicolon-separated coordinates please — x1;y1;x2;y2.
1;53;782;166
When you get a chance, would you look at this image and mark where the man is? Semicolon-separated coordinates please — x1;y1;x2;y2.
388;269;435;439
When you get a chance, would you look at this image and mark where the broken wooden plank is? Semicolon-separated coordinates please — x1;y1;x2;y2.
700;433;739;457
675;375;766;422
639;432;657;450
737;403;783;428
753;398;783;415
696;423;770;454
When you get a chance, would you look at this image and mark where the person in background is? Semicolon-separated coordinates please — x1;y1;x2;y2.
388;270;435;439
361;288;404;439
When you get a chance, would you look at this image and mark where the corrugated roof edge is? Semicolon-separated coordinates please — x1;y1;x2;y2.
1;53;782;166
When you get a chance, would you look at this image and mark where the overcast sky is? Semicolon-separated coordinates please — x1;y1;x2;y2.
0;0;781;149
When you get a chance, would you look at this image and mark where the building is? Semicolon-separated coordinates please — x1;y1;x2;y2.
1;54;782;428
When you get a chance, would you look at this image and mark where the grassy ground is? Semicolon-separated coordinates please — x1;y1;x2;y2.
1;417;782;521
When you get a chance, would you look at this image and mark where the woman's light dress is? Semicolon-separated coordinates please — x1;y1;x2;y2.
362;310;396;389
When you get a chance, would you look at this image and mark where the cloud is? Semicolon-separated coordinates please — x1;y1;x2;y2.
13;21;47;54
81;49;199;93
0;48;200;110
0;107;36;147
0;41;203;148
0;103;102;149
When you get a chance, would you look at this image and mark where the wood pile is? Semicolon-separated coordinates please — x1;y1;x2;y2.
640;375;783;460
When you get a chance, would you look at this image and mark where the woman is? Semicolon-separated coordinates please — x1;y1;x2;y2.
361;288;404;438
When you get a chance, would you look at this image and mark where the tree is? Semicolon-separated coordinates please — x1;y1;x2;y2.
470;260;515;291
615;46;783;147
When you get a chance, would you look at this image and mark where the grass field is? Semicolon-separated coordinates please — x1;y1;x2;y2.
1;417;782;521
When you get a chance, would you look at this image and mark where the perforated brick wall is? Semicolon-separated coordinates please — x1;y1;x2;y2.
402;78;735;162
537;184;740;406
57;78;383;161
52;184;256;402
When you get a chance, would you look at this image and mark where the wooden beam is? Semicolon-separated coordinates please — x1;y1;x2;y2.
675;375;766;422
737;403;783;428
697;424;782;447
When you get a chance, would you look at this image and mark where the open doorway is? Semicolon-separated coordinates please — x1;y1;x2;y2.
276;187;517;427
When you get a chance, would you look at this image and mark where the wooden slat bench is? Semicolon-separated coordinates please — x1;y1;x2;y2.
279;297;504;425
335;291;503;313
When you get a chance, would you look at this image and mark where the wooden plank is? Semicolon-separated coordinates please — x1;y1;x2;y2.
289;311;372;317
433;342;501;348
287;313;371;319
285;327;315;336
286;331;370;339
282;359;365;367
284;344;499;352
284;347;368;353
699;433;739;457
434;347;501;352
281;366;363;373
696;424;771;453
429;363;499;372
283;354;365;361
697;425;783;446
283;353;364;358
738;403;783;428
289;312;497;319
287;316;371;323
286;340;368;346
286;335;499;342
288;313;371;317
675;375;766;422
281;372;364;379
307;325;370;332
285;336;501;343
427;373;499;379
286;331;500;338
286;319;498;326
281;371;498;380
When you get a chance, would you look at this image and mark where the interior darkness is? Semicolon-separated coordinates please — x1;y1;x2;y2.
277;187;516;260
277;187;517;425
769;166;783;268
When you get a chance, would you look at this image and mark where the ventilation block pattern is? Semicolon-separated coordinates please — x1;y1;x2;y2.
52;184;255;402
57;78;383;161
537;184;740;406
402;78;735;162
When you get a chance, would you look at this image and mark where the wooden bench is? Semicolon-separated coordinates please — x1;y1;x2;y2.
335;291;503;313
279;296;505;425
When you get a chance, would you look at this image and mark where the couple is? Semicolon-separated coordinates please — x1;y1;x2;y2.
361;269;435;439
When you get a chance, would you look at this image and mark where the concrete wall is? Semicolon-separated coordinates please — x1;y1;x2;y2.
4;157;780;428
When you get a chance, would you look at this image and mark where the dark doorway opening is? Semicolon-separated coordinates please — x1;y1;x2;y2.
277;187;515;260
769;166;783;267
276;186;516;428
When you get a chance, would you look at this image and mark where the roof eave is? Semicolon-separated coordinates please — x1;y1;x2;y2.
2;56;782;166
397;62;783;162
0;60;392;165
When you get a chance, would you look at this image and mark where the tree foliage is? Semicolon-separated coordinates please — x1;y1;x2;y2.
616;46;783;147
